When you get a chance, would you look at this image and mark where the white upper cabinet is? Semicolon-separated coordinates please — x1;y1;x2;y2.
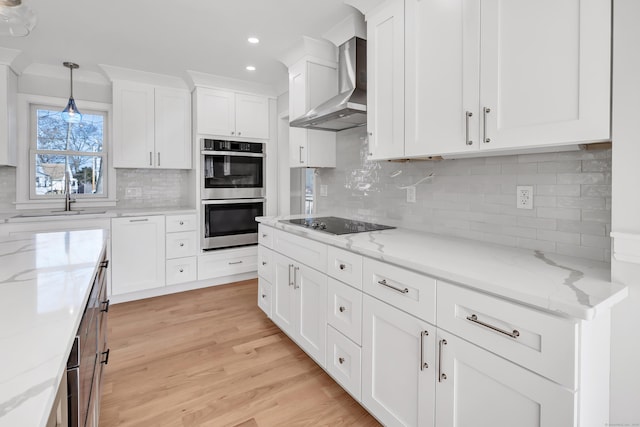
195;88;269;140
287;57;337;168
405;0;480;157
154;87;192;169
377;0;611;159
113;81;191;169
0;65;17;166
367;0;405;160
478;0;611;151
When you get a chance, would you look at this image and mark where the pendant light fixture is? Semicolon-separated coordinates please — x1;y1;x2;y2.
0;0;37;37
62;62;82;124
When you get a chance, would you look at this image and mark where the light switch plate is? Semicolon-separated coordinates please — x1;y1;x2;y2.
125;187;142;199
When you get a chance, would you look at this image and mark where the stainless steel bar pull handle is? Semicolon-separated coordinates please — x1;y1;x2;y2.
466;314;520;339
483;107;491;143
465;111;473;145
293;266;300;289
228;261;243;265
299;146;304;164
288;264;294;287
420;330;429;371
129;218;149;222
149;151;153;166
377;279;409;294
157;152;161;166
438;339;447;382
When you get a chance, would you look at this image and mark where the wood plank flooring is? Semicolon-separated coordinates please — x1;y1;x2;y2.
99;279;380;427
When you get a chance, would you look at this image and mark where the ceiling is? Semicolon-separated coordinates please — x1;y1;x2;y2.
0;0;358;92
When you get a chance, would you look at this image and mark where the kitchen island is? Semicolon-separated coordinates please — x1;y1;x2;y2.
0;229;108;427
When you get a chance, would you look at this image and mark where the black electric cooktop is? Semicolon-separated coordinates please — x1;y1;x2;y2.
281;216;395;235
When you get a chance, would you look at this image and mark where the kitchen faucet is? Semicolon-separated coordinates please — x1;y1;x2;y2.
64;170;75;211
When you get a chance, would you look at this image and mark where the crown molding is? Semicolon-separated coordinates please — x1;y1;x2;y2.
278;36;338;69
186;70;278;97
343;0;386;16
98;64;188;89
21;63;110;85
322;11;366;46
0;46;22;70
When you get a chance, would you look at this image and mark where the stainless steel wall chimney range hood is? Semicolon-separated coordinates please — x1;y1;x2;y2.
290;37;366;132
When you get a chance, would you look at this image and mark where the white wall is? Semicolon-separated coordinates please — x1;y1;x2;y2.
610;0;640;423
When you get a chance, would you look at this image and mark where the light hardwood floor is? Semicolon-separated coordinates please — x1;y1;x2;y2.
99;279;380;427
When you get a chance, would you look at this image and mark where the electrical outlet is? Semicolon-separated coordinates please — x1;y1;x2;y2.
125;187;142;199
406;186;416;203
517;185;533;209
320;184;328;197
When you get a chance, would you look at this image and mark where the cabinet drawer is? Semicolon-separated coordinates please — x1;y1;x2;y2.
274;229;327;272
258;246;273;283
362;258;436;324
437;281;578;388
327;246;363;290
258;277;272;318
327;277;363;345
166;214;197;232
326;325;361;402
197;246;257;280
166;231;197;259
166;257;197;285
258;224;274;248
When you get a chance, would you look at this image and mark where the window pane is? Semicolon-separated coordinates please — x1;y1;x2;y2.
36;109;104;153
35;154;104;196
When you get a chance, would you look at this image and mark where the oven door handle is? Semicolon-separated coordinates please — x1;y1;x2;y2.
201;198;265;205
201;150;264;158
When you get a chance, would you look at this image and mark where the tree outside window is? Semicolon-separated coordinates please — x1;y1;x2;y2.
31;105;107;198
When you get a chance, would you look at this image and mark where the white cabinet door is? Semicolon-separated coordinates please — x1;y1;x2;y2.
111;216;165;295
435;330;575;427
367;0;405;160
154;87;191;169
235;93;269;139
0;65;17;166
195;88;236;137
294;263;327;367
113;81;155;168
479;0;610;150
272;252;296;336
405;0;480;157
362;295;435;427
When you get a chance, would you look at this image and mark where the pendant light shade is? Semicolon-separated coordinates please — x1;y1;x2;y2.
0;0;37;37
62;62;82;124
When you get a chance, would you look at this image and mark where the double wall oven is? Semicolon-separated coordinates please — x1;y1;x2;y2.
201;139;265;250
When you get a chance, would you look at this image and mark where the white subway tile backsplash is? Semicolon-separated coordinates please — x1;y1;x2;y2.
316;129;612;261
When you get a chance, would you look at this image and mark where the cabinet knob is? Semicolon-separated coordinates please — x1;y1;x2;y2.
231;131;235;135
339;263;346;271
339;306;346;313
338;357;345;364
262;261;267;266
262;294;266;299
238;131;242;136
179;243;184;247
179;221;184;225
262;233;267;238
179;268;184;273
368;132;373;136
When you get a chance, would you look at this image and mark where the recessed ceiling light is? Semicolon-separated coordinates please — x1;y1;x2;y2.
248;37;260;44
246;65;256;71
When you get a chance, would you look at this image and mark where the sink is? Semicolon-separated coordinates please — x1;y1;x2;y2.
13;210;107;218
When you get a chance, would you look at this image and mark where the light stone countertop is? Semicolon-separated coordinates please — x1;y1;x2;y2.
257;215;627;321
0;206;197;224
0;229;108;427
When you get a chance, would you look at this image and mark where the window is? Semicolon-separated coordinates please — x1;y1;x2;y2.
30;104;107;199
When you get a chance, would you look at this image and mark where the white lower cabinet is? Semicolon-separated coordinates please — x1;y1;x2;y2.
111;216;166;295
257;277;272;317
258;226;612;427
435;329;575;427
362;294;436;427
326;325;362;401
166;257;197;285
272;251;327;367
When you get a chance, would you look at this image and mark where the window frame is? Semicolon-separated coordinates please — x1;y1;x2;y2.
16;94;116;210
29;103;108;200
